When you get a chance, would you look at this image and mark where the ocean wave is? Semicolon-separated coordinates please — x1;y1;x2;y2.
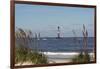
41;52;79;55
40;52;93;56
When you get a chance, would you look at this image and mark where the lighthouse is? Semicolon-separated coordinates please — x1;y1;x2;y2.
57;26;61;39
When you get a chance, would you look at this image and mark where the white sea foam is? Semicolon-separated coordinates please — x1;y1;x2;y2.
39;52;94;57
42;52;79;55
39;52;94;63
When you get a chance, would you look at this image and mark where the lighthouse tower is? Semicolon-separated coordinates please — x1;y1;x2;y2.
57;26;61;39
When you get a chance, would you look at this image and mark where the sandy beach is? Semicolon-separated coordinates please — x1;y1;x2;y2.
43;52;94;63
15;52;94;66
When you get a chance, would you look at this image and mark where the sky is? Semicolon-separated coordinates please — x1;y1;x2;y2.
15;4;95;37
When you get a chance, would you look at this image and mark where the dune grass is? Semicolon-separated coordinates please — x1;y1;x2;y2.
72;52;90;63
15;28;48;65
15;45;48;65
72;24;91;63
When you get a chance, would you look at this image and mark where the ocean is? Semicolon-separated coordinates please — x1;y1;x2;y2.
16;37;94;53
